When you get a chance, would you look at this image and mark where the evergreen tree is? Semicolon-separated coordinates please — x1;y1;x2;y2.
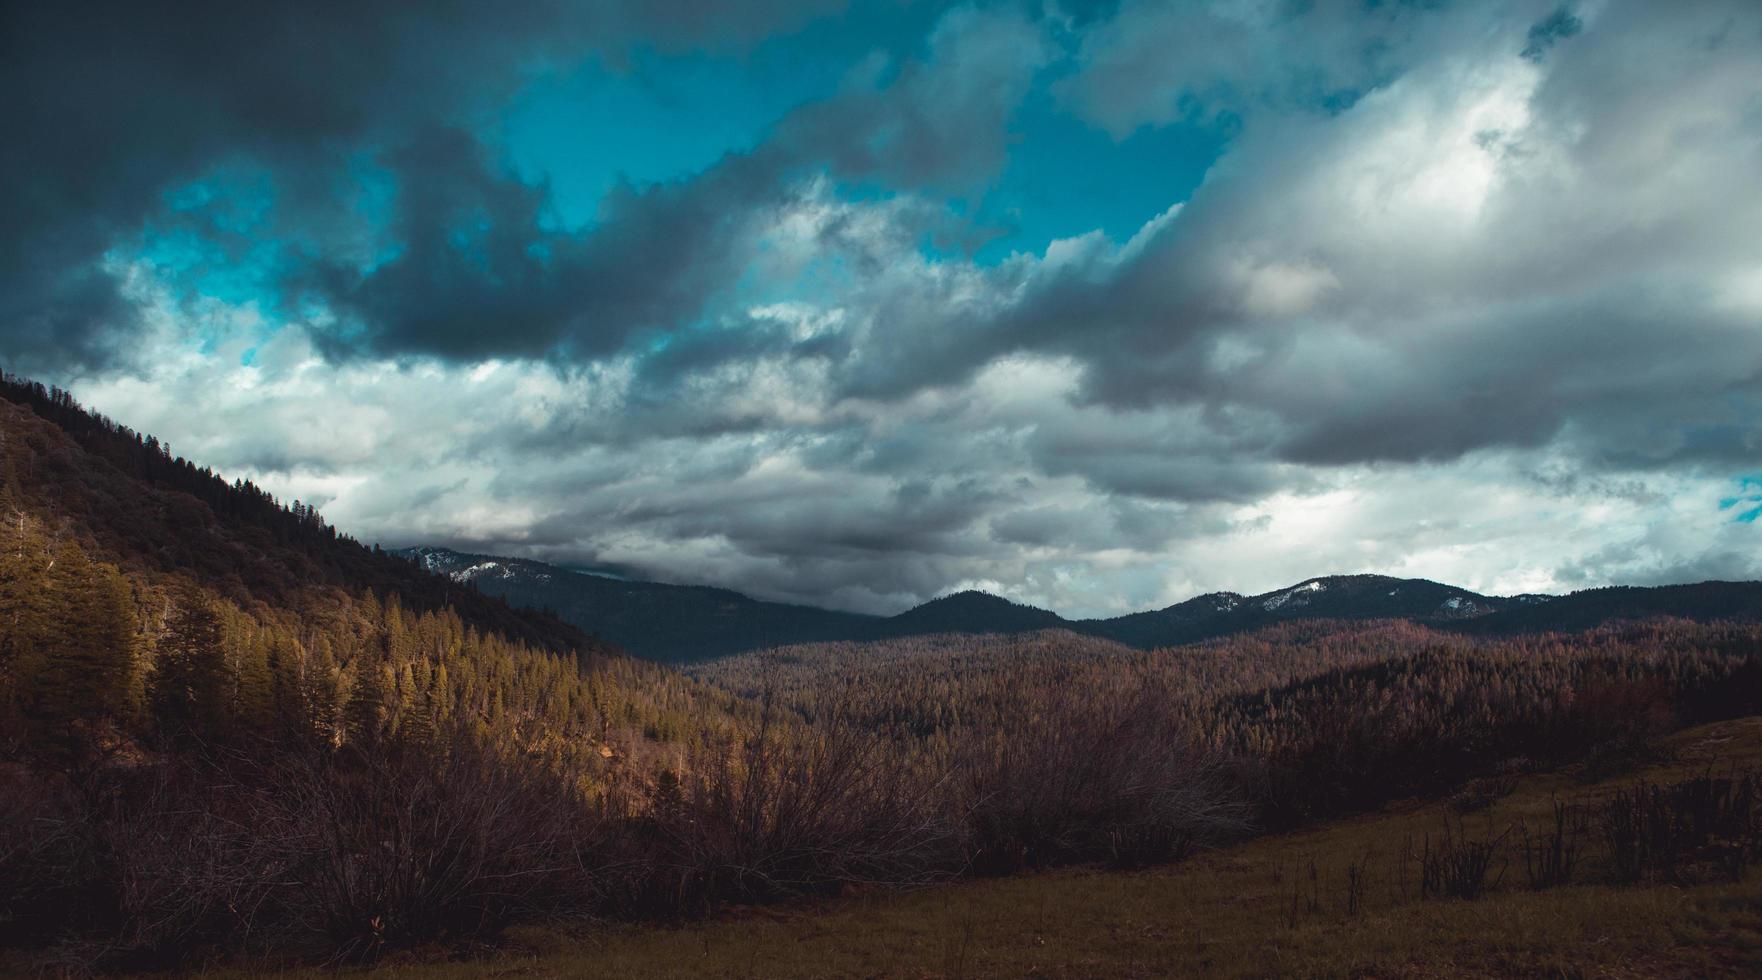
0;511;47;730
16;543;138;758
302;635;342;745
344;660;390;749
230;627;274;737
265;637;306;741
149;588;230;743
398;661;436;748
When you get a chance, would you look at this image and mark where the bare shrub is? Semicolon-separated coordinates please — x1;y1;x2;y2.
960;687;1250;874
94;766;287;967
1420;818;1508;900
1342;859;1366;916
259;735;594;962
0;770;109;949
0;760;301;973
1521;799;1586;890
1603;773;1761;884
1570;677;1676;783
615;704;957;917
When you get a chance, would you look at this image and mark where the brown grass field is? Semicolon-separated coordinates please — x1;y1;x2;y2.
165;716;1762;980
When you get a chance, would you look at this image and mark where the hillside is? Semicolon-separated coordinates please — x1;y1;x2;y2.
0;379;752;965
0;376;601;655
0;378;746;761
404;546;1762;662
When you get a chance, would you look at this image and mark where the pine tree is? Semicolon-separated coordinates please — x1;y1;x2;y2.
230;628;274;737
398;661;436;748
302;636;343;745
81;559;139;720
265;637;306;741
0;510;47;730
149;588;230;744
15;542;138;753
344;660;390;749
430;662;452;732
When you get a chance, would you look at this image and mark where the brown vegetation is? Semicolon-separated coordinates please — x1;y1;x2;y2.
188;718;1762;980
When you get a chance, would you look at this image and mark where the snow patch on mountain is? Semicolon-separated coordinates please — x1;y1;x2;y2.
452;560;513;583
1439;595;1492;616
404;547;457;574
1262;579;1326;611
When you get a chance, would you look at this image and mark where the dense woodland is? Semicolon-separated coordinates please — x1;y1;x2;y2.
697;621;1762;825
1;378;1760;971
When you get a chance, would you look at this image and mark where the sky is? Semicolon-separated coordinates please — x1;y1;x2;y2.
4;0;1762;617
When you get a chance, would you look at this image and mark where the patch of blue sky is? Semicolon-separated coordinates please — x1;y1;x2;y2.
503;46;835;229
143;173;284;309
498;2;966;231
345;154;402;274
1719;476;1762;523
968;91;1235;263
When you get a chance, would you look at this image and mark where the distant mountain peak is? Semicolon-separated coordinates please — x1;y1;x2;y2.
888;589;1064;633
386;544;1762;662
911;589;1030;609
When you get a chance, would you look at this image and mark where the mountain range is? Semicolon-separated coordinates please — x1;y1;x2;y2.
400;546;1762;662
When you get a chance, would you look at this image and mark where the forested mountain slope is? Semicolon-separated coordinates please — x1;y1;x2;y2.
0;374;746;778
0;375;599;654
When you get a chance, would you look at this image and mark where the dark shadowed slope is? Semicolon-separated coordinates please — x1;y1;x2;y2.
885;589;1067;635
1459;581;1762;635
402;546;884;660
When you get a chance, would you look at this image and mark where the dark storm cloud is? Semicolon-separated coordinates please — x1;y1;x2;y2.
1522;7;1584;62
295;2;1045;368
290;2;1050;374
2;0;1047;379
1021;403;1291;502
304;134;805;362
0;0;843;372
988;497;1216;551
775;6;1052;192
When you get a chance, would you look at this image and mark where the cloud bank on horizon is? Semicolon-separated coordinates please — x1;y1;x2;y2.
4;0;1761;616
